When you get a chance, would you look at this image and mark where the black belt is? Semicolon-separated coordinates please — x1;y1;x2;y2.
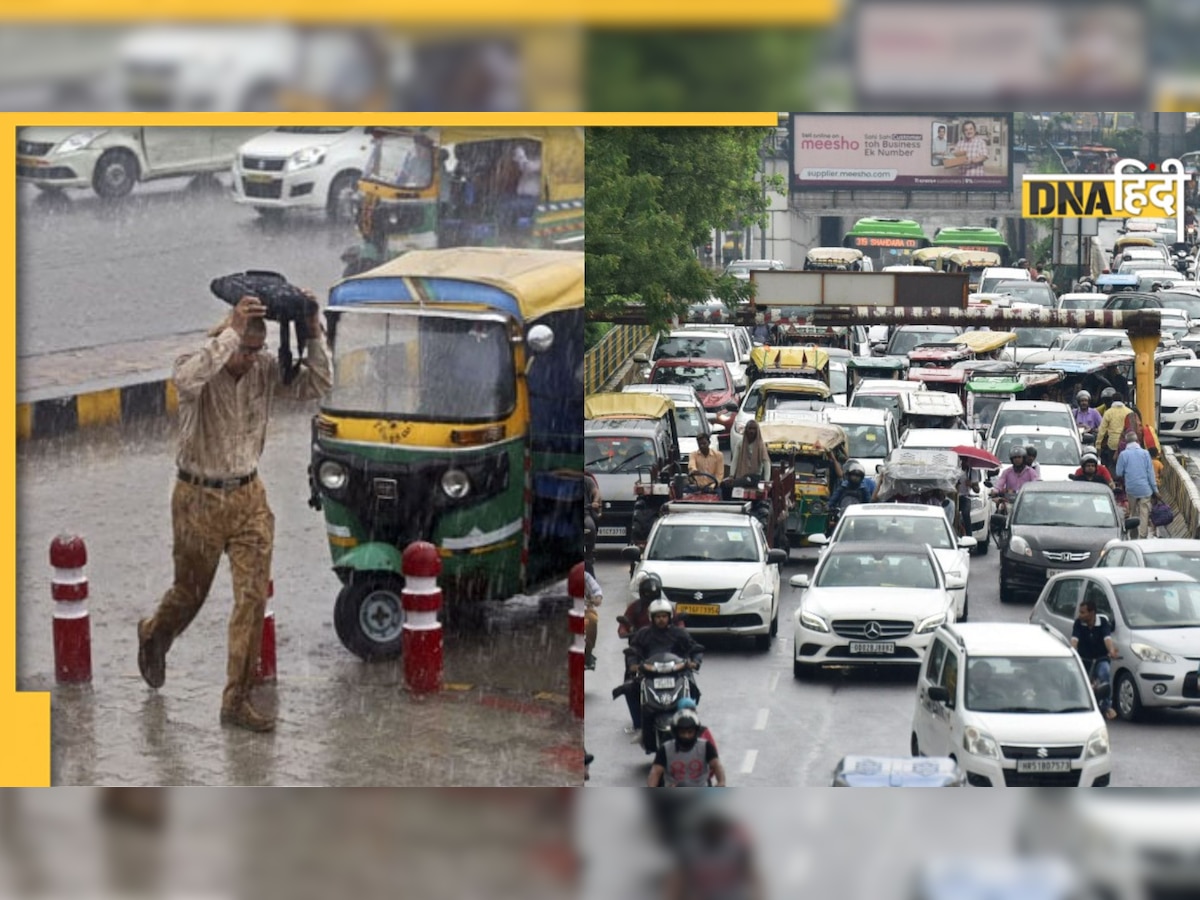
178;469;257;490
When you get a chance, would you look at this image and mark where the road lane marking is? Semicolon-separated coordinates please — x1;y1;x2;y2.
754;708;769;731
740;750;758;775
769;671;780;693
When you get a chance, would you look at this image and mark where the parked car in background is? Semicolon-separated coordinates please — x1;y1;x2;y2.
1030;567;1200;721
231;125;372;222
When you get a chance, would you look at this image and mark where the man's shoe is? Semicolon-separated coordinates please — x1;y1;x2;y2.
137;619;166;689
220;700;276;733
585;653;597;670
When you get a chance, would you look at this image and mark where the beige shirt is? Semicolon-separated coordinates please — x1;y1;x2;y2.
688;448;725;481
174;327;332;479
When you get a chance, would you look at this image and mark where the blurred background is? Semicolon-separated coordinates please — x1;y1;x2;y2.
0;3;1196;113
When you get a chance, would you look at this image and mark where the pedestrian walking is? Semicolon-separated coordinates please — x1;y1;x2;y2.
137;292;332;732
1114;432;1160;540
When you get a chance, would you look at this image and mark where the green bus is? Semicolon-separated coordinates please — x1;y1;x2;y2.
931;226;1012;266
842;217;931;268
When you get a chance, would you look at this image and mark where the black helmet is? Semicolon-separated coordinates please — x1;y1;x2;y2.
638;573;663;604
672;708;702;745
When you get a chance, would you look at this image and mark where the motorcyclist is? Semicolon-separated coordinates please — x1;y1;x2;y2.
828;459;876;517
1069;449;1116;489
674;697;719;756
647;708;726;788
1095;386;1118;418
990;444;1040;505
627;597;704;706
615;575;687;732
1074;390;1101;438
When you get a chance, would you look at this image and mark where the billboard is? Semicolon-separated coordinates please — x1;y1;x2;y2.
790;113;1014;192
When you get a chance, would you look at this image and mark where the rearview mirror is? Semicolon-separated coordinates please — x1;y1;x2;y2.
927;685;950;704
990;513;1008;533
620;545;643;562
807;533;829;546
633;352;649;364
767;548;787;566
957;536;978;549
789;574;810;589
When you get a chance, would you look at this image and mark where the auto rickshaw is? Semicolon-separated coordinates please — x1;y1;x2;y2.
804;247;868;271
308;247;584;660
943;250;1002;292
1112;234;1157;261
951;330;1017;362
907;366;969;399
746;345;830;386
964;376;1024;433
874;449;961;508
911;246;958;272
908;342;973;369
758;421;849;553
896;390;966;434
847;356;906;397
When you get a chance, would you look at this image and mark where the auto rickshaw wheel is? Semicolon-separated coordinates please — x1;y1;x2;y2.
334;573;407;661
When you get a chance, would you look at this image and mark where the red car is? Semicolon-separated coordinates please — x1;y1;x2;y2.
648;358;741;433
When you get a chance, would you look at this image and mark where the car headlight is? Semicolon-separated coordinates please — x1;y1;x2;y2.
285;146;325;173
916;612;947;634
799;609;829;633
55;130;106;154
963;726;999;759
1009;535;1034;557
1085;726;1110;759
1181;398;1200;414
441;468;471;499
317;459;348;491
1130;641;1176;663
738;578;767;602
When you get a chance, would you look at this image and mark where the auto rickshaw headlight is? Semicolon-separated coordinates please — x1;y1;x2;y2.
441;468;471;499
318;460;349;492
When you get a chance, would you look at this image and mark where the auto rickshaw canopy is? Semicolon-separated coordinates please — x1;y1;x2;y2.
333;247;584;320
911;247;958;270
966;376;1024;394
585;392;674;421
945;250;1002;269
750;345;830;374
805;247;864;268
952;331;1018;355
759;421;848;455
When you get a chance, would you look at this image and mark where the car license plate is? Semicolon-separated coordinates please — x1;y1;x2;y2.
1016;759;1072;774
243;172;275;184
597;526;626;537
1046;569;1064;579
849;642;895;654
676;603;719;616
652;677;676;689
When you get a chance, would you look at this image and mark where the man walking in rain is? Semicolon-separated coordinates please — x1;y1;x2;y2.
137;291;332;731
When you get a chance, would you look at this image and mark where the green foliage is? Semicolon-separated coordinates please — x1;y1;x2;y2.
1108;127;1144;160
586;127;781;331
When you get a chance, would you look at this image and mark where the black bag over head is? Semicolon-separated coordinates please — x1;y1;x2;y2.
210;270;320;384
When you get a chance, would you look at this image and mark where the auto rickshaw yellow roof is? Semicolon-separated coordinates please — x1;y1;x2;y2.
806;247;863;263
342;247;583;319
750;345;830;371
758;421;847;452
1114;235;1156;249
946;250;1002;268
758;378;832;398
951;331;1018;354
912;247;958;264
585;392;674;421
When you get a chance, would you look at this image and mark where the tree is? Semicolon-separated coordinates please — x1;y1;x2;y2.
585;127;784;331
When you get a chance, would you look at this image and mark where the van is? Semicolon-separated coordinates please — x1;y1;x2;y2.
978;266;1030;294
912;622;1111;786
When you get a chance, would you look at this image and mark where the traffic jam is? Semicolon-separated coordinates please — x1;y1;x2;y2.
585;118;1200;787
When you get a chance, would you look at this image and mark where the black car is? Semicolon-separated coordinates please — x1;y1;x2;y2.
991;481;1138;601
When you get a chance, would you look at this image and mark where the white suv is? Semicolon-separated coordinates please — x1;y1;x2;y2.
911;622;1111;787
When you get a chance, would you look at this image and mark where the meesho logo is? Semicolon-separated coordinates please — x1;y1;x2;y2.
1022;158;1192;243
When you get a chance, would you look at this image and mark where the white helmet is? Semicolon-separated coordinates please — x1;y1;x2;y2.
648;598;673;618
1076;390;1091;402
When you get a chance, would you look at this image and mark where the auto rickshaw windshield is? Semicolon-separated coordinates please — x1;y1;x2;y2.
363;132;435;190
328;311;516;420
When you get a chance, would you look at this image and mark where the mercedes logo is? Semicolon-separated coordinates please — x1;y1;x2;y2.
693;591;704;601
1037;747;1049;759
864;621;883;640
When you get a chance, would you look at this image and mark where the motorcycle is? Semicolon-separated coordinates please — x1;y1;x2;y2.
621;649;698;755
1078;426;1097;446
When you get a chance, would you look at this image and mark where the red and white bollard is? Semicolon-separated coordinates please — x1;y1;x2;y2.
254;579;276;684
50;534;91;684
568;562;585;719
401;542;443;694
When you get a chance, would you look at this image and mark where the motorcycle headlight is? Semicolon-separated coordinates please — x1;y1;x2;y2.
1130;641;1176;664
1085;726;1110;759
963;726;999;759
285;146;325;173
1009;535;1034;557
55;130;106;154
916;612;948;634
318;460;348;491
799;609;829;633
441;468;471;499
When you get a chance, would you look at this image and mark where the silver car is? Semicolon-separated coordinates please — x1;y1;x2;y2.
1030;567;1200;721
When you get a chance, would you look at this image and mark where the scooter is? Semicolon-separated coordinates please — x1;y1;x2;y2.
622;650;697;755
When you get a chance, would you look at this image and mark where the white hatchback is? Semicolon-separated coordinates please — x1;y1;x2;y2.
988;425;1082;482
911;622;1111;787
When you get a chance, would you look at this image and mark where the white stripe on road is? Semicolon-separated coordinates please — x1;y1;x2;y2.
769;671;780;693
740;750;758;775
754;708;769;731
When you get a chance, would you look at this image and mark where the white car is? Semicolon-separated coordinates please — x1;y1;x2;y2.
988;425;1081;482
824;407;898;473
899;427;981;451
1056;293;1107;311
626;504;785;649
729;376;833;462
1061;328;1132;355
790;542;956;677
978;267;1031;294
1159;359;1200;439
231;125;372;222
986;400;1078;449
622;384;720;459
911;622;1111;787
811;504;976;619
724;258;786;282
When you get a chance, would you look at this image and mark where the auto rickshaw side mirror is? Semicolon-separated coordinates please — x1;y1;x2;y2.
710;423;726;434
620;545;643;562
526;323;554;354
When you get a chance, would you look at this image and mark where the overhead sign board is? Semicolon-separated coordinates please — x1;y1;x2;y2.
752;271;967;309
